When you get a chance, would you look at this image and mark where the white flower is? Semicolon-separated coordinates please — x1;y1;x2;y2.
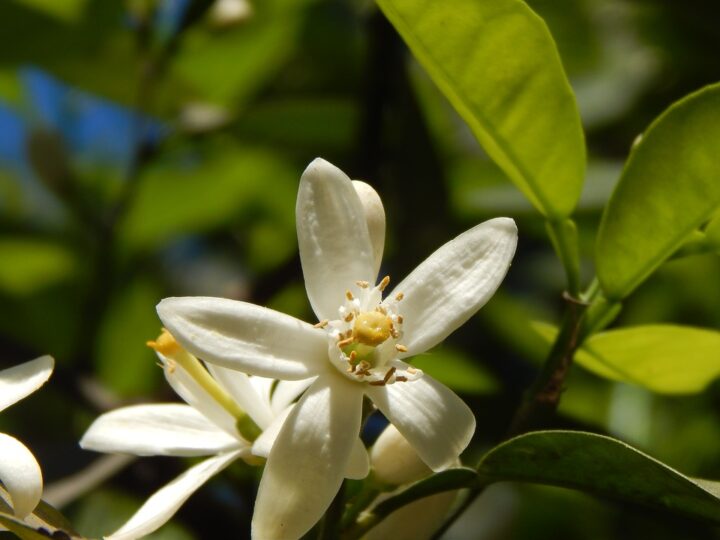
80;331;368;540
0;355;54;518
157;158;518;539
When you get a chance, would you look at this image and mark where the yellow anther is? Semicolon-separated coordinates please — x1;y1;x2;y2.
407;366;417;374
147;329;181;356
314;319;329;328
346;290;354;300
395;292;404;301
348;350;358;363
338;336;355;348
378;275;391;292
356;280;370;288
395;344;408;353
353;311;393;346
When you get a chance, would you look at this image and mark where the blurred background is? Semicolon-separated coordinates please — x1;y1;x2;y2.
0;0;719;538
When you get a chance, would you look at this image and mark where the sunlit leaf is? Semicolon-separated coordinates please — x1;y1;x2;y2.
478;430;720;524
376;0;586;218
411;347;498;395
575;325;720;395
532;322;720;394
0;238;76;295
596;83;720;300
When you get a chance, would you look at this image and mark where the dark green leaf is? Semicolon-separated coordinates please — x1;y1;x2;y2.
478;430;720;524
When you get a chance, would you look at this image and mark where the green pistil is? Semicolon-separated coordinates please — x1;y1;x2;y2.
343;342;377;366
171;349;262;442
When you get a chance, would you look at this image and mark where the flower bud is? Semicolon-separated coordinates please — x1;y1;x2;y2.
370;424;430;486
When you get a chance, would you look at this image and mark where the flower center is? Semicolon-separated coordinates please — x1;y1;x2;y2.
318;275;421;386
353;311;393;346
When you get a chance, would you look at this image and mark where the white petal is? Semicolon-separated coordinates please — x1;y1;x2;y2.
252;375;364;539
345;437;370;480
80;404;241;457
365;375;475;471
269;378;315;415
0;433;42;518
251;406;292;459
107;450;243;540
158;297;329;379
352;180;386;277
391;218;517;355
296;158;376;320
159;353;238;437
0;356;54;413
203;364;274;430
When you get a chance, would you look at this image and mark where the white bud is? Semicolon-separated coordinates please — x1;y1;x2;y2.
370;424;430;486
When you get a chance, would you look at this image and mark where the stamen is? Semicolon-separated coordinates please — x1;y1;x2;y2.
395;344;408;353
348;350;358;363
395;376;408;382
314;319;329;328
146;328;180;356
396;315;404;324
356;280;369;288
369;380;385;386
395;292;404;301
375;305;388;315
344;312;355;322
338;336;355;348
383;367;396;384
346;290;354;300
378;275;390;291
407;367;417;374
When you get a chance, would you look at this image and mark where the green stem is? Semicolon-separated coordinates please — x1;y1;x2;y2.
507;291;588;435
546;218;581;298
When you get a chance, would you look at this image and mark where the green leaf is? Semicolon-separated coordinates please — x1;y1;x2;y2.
376;0;585;217
705;211;720;247
575;325;720;395
410;347;498;395
596;83;720;300
478;430;720;525
119;143;297;251
532;322;720;394
95;277;162;397
0;238;77;295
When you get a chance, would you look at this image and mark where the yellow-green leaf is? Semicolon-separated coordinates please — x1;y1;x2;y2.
596;84;720;300
575;325;720;394
376;0;585;218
